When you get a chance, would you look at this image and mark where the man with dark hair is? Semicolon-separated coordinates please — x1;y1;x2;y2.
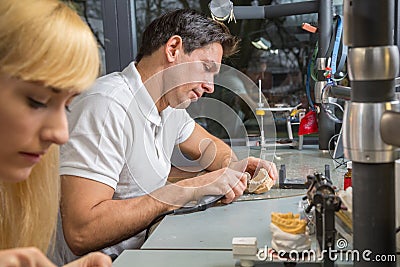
52;9;278;264
136;9;239;62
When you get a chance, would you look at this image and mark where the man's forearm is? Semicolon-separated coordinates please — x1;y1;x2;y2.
62;183;192;255
199;137;238;171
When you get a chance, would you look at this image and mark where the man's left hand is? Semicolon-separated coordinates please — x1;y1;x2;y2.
227;157;278;182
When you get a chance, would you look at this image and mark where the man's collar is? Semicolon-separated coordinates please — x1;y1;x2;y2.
122;62;161;126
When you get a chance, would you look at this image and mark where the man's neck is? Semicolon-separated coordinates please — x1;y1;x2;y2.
136;59;167;113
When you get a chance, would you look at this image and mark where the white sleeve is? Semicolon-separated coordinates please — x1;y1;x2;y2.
60;93;128;189
174;110;195;145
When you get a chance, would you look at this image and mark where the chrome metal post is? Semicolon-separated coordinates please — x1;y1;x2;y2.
343;1;398;265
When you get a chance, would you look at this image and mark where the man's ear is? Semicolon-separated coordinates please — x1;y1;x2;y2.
165;35;183;63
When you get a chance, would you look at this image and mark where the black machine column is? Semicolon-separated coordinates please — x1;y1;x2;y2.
343;0;399;265
315;0;335;150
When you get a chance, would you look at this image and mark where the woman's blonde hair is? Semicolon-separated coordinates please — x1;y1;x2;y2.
0;145;60;253
0;0;99;253
0;0;99;91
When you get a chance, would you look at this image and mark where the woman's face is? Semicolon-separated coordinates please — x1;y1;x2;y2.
0;74;78;182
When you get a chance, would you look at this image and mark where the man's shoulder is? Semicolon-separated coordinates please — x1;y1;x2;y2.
93;72;130;94
78;73;134;109
162;107;193;126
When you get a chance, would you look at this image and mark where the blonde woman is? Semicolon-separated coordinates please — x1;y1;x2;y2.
0;0;111;266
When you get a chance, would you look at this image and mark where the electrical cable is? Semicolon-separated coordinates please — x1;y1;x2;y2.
321;101;344;124
310;16;348;83
327;133;347;169
327;133;339;157
331;16;347;75
322;106;342;123
328;101;344;113
306;60;316;111
320;81;345;124
144;195;224;241
310;41;319;83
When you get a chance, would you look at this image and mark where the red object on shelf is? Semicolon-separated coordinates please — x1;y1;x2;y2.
344;161;352;190
298;110;318;135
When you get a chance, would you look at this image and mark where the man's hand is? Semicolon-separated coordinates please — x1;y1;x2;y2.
227;157;278;182
179;157;277;204
182;167;247;204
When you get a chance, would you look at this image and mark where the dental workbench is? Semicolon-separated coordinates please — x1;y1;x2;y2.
112;146;373;266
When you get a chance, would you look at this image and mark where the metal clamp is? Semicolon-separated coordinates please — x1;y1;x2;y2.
348;46;399;81
343;100;400;163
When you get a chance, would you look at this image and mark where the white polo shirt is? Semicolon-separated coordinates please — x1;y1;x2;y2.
54;62;195;263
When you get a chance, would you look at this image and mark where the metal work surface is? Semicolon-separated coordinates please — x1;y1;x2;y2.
113;250;400;266
143;146;346;250
113;250;324;267
113;250;236;267
117;146;400;265
142;196;303;250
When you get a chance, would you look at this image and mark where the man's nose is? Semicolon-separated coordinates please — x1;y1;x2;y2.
202;82;214;94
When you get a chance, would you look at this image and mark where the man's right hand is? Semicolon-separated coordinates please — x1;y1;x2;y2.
183;167;248;204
